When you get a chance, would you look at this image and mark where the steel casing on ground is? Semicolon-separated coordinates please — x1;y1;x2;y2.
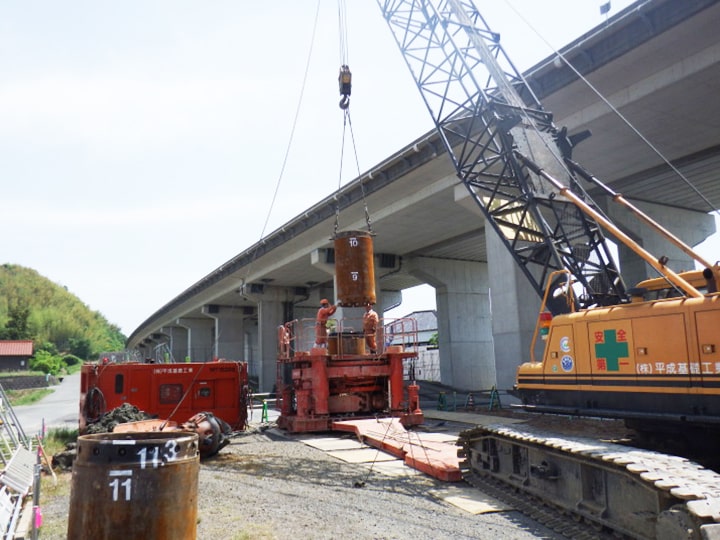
67;431;199;540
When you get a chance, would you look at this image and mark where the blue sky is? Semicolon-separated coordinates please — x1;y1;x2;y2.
5;0;699;336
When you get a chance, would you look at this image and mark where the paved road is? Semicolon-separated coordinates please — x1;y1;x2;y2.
12;371;80;437
9;371;282;439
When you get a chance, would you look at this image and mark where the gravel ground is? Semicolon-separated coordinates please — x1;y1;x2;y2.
39;422;565;540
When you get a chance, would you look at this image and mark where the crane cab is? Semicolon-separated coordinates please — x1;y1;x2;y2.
514;268;720;425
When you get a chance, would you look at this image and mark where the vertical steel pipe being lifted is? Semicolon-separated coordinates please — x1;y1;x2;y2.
334;230;376;307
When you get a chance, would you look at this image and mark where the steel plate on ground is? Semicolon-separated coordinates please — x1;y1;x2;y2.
429;485;513;515
360;459;421;477
298;436;366;452
327;448;399;464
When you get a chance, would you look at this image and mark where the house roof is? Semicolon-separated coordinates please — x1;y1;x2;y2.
395;310;437;332
386;310;438;334
0;340;33;356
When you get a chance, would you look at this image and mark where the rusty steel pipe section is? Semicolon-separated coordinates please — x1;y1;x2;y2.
334;230;376;307
68;431;199;540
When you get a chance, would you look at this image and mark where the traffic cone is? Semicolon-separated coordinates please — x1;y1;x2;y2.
465;392;475;411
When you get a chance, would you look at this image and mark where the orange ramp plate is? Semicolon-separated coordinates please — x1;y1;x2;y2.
332;418;462;482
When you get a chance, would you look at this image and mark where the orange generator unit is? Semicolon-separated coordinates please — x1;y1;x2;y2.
79;359;251;434
276;230;424;433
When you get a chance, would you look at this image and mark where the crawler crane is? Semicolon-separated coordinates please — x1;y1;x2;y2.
377;1;720;538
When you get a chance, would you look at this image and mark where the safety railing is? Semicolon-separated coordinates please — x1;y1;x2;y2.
278;316;419;358
249;392;277;423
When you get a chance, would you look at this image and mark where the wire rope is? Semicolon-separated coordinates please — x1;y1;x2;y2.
335;0;373;235
240;0;322;289
338;0;349;66
504;0;719;219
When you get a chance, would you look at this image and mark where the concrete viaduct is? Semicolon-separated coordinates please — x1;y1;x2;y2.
127;0;720;393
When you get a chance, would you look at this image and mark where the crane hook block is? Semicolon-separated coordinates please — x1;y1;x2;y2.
338;64;352;109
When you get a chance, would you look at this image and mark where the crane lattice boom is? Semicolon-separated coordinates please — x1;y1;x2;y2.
377;0;626;312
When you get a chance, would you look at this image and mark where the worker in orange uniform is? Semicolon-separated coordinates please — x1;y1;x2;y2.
363;302;379;354
315;298;337;347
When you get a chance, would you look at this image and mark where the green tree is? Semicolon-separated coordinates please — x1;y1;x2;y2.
30;350;64;376
62;354;82;367
68;337;92;360
0;304;32;340
0;264;127;359
35;341;59;356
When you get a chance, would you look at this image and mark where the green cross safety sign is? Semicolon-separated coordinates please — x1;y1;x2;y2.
594;329;629;371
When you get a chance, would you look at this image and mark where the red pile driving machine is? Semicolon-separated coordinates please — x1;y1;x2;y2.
276;230;424;433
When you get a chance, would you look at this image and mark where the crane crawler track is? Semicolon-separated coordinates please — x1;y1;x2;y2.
463;468;614;539
458;424;720;540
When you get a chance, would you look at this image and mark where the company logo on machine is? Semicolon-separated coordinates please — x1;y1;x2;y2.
561;355;574;372
560;336;571;352
593;328;630;371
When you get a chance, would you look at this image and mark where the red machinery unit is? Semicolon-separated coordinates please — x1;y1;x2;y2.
276;229;423;433
79;359;251;434
276;322;423;433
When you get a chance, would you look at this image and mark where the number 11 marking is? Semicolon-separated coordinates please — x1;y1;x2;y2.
108;470;133;502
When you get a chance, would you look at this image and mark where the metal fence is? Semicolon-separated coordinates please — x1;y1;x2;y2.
0;384;37;539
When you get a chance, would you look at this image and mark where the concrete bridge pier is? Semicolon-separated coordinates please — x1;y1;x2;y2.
406;256;495;391
255;299;283;391
159;326;187;363
239;285;305;392
486;229;541;393
175;317;214;362
376;290;402;317
202;305;253;362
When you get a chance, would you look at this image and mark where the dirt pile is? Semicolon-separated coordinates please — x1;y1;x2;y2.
52;404;154;470
84;403;154;434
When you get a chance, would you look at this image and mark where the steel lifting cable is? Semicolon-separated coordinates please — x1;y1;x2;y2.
353;414;397;488
338;0;351;110
504;0;719;219
239;0;322;289
335;0;374;236
405;424;441;480
335;110;374;236
353;415;441;488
